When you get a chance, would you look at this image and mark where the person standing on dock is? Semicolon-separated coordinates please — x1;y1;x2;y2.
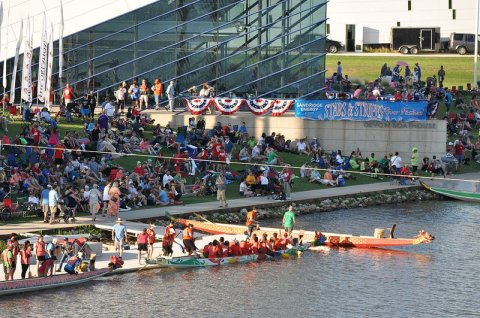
137;228;148;265
113;218;128;258
282;205;296;237
246;207;258;237
146;224;156;259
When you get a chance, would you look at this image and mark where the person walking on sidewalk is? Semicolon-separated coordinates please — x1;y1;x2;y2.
282;205;296;237
112;218;128;258
88;184;102;221
48;185;59;224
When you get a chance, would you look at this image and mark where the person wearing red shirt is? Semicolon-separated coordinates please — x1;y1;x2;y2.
162;221;176;257
133;162;146;176
137;228;148;265
229;241;242;256
454;142;465;164
54;142;65;165
393;90;403;101
62;83;75;105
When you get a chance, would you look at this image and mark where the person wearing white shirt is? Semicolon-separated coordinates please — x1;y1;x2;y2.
48;187;59;224
163;171;174;188
104;101;114;118
166;80;175;112
296;140;308;155
390;151;403;172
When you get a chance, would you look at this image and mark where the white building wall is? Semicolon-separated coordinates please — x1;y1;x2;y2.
327;0;478;46
0;0;159;59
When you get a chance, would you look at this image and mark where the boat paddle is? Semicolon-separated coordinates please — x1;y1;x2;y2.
193;212;213;224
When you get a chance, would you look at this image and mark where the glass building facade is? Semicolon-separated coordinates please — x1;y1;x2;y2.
2;0;327;102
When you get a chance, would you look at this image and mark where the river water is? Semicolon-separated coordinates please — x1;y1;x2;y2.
1;201;479;318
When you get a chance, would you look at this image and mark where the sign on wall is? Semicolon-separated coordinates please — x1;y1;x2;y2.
295;99;427;122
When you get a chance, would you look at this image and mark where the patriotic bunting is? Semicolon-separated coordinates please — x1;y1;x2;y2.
184;98;211;115
245;98;274;115
185;98;294;116
272;99;294;117
213;98;245;115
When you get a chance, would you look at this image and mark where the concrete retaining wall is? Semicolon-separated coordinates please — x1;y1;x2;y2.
146;111;446;162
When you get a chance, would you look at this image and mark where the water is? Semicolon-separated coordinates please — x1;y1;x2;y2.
2;201;479;318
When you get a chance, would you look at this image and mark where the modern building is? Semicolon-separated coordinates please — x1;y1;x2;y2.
0;0;327;103
327;0;478;51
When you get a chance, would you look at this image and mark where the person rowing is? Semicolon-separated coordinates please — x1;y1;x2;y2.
182;223;197;256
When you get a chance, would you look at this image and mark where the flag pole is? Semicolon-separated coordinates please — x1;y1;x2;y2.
475;0;479;89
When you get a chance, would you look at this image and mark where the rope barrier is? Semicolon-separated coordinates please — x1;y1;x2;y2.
1;141;478;184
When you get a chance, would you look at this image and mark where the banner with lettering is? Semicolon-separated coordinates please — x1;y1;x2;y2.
294;99;427;122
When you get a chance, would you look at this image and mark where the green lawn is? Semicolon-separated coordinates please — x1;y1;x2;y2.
326;55;478;88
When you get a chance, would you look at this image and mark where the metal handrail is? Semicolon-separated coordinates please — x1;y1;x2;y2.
85;2;326;99
61;0;242;74
1;0;204;79
295;86;327;99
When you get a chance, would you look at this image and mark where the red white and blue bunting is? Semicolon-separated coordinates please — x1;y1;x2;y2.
245;98;275;115
184;98;211;115
185;98;294;116
212;98;245;115
271;99;294;117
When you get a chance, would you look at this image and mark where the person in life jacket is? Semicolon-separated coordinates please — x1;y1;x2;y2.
229;240;242;256
245;207;259;237
64;253;83;275
313;232;327;247
182;224;197;256
162;221;176;257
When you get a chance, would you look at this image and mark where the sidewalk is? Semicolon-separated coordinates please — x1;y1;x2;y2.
1;180;411;236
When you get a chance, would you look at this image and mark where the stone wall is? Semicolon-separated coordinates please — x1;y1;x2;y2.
147;111;446;162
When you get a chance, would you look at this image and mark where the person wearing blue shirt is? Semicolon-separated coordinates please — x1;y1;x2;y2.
224;136;233;155
112;218;128;257
41;185;51;223
444;89;453;112
158;188;169;205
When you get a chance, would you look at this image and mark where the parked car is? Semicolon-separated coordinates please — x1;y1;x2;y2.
448;33;479;55
326;39;343;53
287;34;343;53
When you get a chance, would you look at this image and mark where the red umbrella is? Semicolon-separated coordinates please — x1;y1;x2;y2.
396;61;408;66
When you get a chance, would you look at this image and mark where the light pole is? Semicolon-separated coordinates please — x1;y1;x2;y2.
475;0;479;88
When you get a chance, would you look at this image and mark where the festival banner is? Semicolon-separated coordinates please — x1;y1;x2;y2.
184;98;211;115
10;19;23;103
1;6;7;89
21;18;32;103
213;97;245;115
271;99;294;117
59;0;64;87
294;99;427;122
245;98;274;115
37;14;48;103
45;23;54;110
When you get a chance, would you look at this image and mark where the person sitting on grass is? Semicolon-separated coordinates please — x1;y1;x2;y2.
349;152;360;170
239;179;254;197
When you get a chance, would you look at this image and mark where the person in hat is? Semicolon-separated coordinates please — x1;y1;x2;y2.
146;224;156;259
182;223;197;256
112;218;128;257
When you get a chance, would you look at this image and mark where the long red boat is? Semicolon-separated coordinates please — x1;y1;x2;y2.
177;219;434;249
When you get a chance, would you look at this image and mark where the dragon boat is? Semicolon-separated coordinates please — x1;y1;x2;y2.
421;180;480;202
177;219;434;249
